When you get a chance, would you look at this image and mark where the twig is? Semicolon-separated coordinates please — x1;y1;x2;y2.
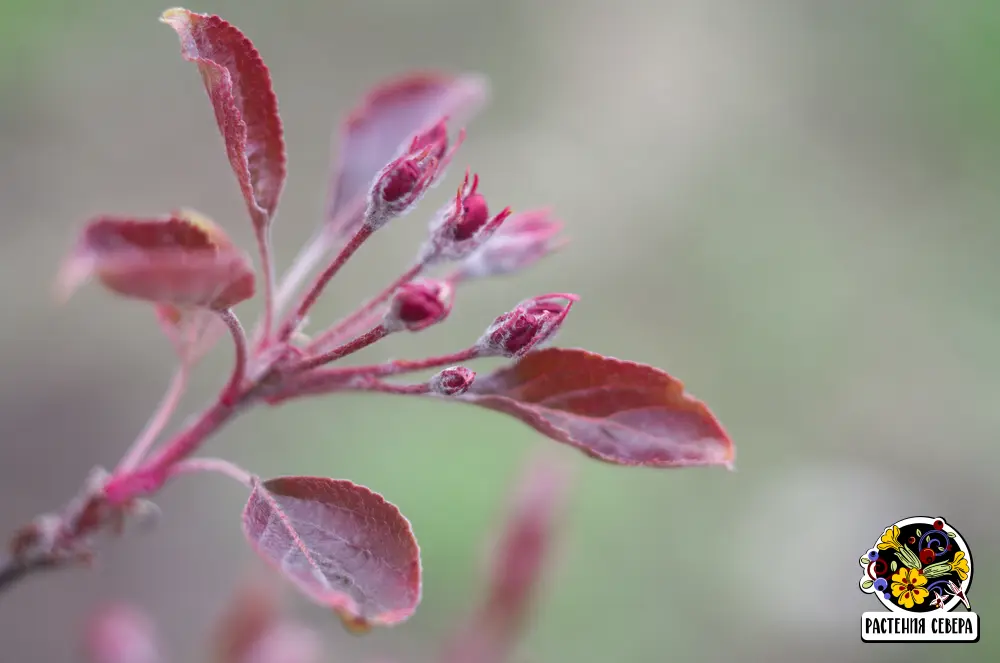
115;367;189;473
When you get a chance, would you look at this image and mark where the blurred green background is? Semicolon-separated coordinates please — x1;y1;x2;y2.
1;0;998;661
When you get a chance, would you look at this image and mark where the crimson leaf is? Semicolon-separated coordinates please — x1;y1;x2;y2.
458;348;734;468
241;477;421;632
58;213;255;310
161;8;286;231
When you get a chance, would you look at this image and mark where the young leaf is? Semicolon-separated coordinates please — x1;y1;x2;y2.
241;477;421;632
443;458;568;663
326;71;488;234
58;214;255;309
458;348;734;468
161;8;286;230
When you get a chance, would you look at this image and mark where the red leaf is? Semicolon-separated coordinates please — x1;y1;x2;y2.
443;458;568;663
326;71;488;233
161;8;286;230
242;477;421;632
459;348;734;468
58;213;255;310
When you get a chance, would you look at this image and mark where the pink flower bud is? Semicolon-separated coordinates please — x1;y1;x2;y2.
380;159;421;203
385;279;454;332
458;209;566;279
429;366;476;395
453;192;490;241
366;145;437;229
477;293;578;358
420;171;512;263
365;120;467;230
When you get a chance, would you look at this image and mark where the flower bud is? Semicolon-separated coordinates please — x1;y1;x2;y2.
366;145;437;229
477;293;578;358
453;192;489;241
420;171;512;263
385;279;454;332
380;159;421;203
457;209;566;279
429;366;475;396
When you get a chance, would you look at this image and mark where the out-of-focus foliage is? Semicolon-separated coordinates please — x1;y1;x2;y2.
1;1;997;662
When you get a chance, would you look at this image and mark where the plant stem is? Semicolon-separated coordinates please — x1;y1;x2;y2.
348;379;432;395
218;309;248;406
292;325;389;373
270;346;480;401
272;228;331;327
104;398;245;504
254;224;277;346
115;367;189;473
308;262;423;353
0;556;63;596
277;225;374;342
166;457;255;487
381;346;480;375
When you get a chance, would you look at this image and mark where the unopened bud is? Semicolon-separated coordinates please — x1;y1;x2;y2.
453;192;489;241
477;294;578;358
366;144;438;229
421;171;512;263
429;366;475;396
380;160;421;203
458;209;566;279
385;279;454;332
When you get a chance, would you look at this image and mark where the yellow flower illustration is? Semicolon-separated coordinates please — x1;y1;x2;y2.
878;525;901;551
891;567;929;609
950;552;970;581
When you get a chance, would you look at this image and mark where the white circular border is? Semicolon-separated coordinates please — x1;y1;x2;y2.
863;516;973;613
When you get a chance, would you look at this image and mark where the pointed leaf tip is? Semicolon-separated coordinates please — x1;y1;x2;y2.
459;348;734;469
161;7;286;230
241;476;421;632
59;213;255;310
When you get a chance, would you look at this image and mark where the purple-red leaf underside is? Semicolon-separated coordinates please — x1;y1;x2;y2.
326;71;488;232
459;348;734;468
241;476;421;632
58;214;255;310
161;8;286;229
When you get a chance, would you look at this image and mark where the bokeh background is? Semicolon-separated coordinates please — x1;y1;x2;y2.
2;0;998;661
